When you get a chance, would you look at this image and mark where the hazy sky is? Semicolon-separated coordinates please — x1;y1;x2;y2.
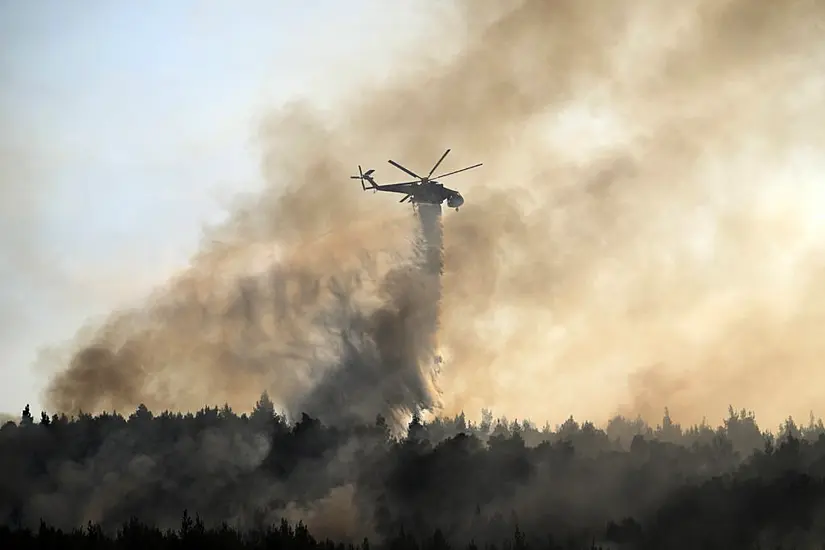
0;1;432;416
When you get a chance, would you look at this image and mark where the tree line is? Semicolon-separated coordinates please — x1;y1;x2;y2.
2;394;825;549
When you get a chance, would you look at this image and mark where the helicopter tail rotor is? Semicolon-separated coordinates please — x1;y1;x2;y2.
351;165;377;190
349;165;367;190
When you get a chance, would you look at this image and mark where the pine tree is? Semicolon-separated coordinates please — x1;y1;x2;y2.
20;404;33;426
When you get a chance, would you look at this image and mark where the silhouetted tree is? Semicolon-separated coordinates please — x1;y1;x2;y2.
20;404;33;426
1;397;825;548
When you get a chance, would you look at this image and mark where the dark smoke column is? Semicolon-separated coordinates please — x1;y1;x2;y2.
277;201;446;430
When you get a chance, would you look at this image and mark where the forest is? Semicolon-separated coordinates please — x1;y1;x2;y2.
2;396;825;549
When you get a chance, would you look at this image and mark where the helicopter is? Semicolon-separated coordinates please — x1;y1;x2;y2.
350;148;482;211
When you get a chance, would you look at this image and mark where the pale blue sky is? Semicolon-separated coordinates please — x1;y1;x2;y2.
0;0;434;417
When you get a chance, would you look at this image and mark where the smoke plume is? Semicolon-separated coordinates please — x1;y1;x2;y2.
43;0;825;429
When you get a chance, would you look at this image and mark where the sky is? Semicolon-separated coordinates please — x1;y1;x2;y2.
0;0;434;417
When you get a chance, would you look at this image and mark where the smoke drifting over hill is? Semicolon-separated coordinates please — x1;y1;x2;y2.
43;0;825;428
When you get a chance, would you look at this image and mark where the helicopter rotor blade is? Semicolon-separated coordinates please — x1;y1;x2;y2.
433;163;483;179
427;149;451;179
399;195;411;203
388;159;422;180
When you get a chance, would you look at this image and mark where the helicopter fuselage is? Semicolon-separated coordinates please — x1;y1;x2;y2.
404;181;464;209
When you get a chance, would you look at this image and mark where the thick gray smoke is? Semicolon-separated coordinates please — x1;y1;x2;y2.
42;0;825;434
287;226;445;427
42;98;439;427
294;203;446;427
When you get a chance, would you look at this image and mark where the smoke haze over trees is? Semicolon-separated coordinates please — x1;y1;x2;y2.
3;401;825;549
